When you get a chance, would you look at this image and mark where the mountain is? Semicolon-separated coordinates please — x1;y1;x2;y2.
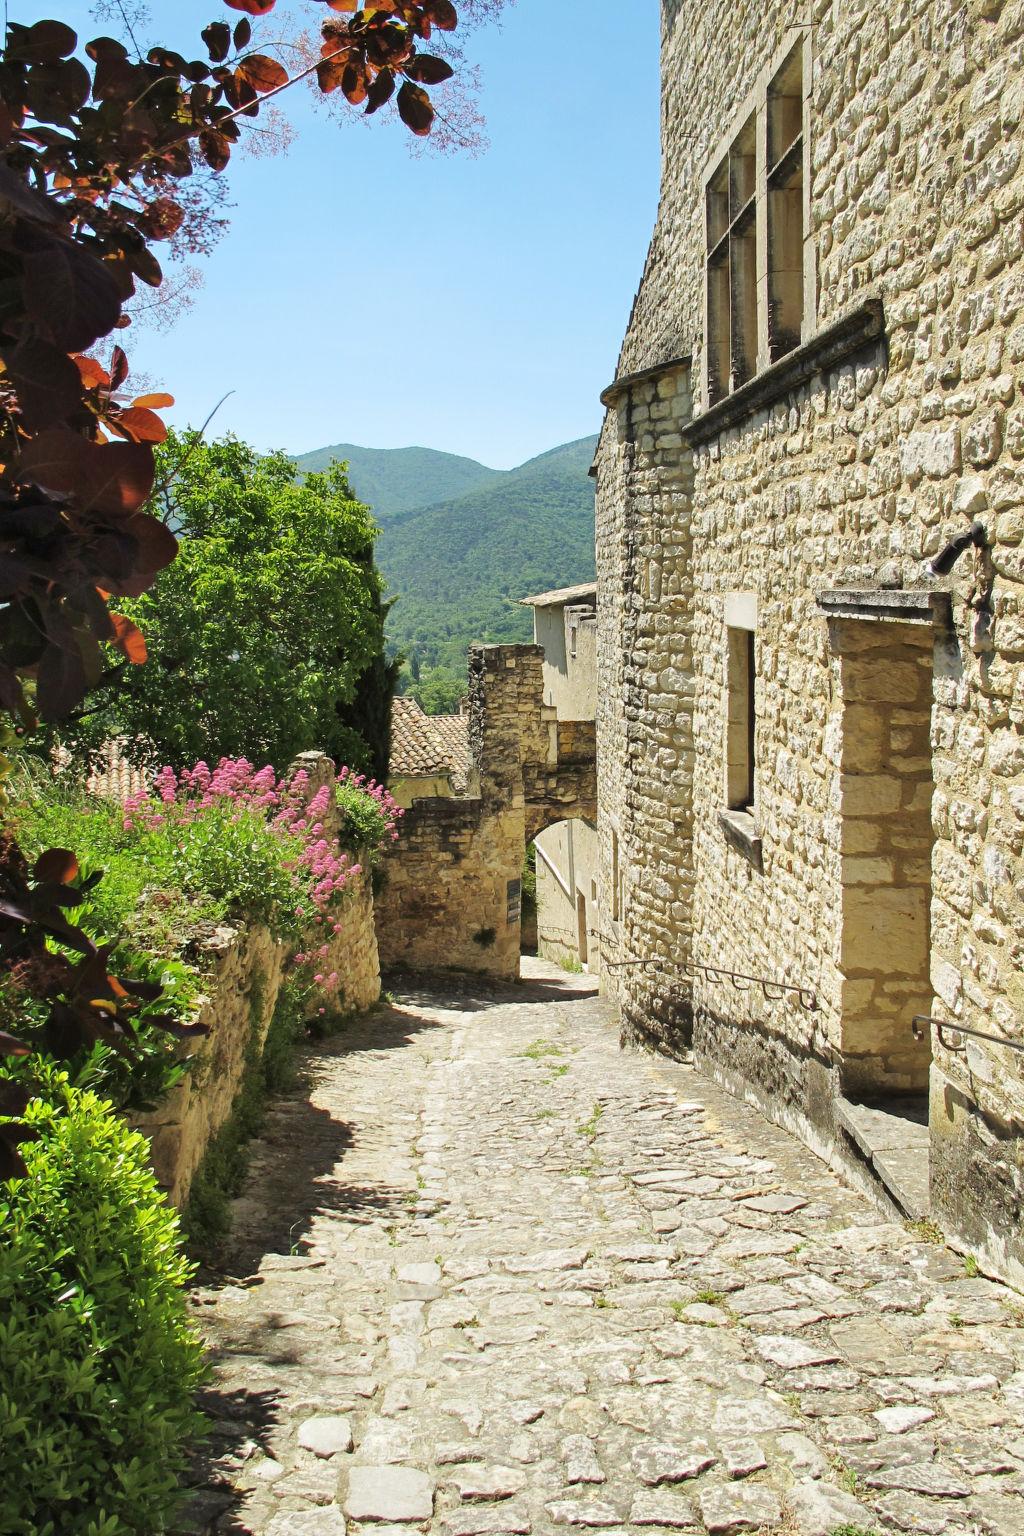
379;435;599;676
292;433;599;707
293;441;502;518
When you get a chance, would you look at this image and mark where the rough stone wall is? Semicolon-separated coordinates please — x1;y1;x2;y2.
135;866;381;1209
596;0;1024;1284
596;366;697;1043
135;755;381;1207
376;645;597;979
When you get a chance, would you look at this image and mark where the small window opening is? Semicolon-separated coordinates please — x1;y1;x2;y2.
726;626;756;813
611;829;620;922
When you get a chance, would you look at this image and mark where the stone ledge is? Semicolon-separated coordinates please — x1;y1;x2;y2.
817;587;954;628
682;298;885;447
719;808;763;873
599;352;693;408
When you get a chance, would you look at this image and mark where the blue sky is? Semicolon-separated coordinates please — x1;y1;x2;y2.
45;2;660;469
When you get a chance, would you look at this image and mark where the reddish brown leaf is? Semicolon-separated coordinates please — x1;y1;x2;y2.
74;355;110;390
18;429;155;517
3;339;83;430
34;848;79;884
112;407;167;444
108;612;147;664
21;234;123;352
7;20;78;64
199;129;231;172
238;53;289;94
316;56;347;93
365;67;395;113
424;0;458;30
202;22;231;62
223;0;277;13
110;346;129;391
140;197;185;240
131;392;174;410
397;80;434;135
404;53;454;85
119;512;178;586
233;19;252;49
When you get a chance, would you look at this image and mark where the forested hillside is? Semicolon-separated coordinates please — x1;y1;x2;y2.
294;435;598;712
382;436;598;673
294;442;501;517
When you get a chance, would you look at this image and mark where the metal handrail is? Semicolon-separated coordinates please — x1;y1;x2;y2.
912;1014;1024;1057
603;955;819;1012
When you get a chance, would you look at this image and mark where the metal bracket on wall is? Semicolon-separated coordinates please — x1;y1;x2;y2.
603;955;819;1012
912;1014;1024;1056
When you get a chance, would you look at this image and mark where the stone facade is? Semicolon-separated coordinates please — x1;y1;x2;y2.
596;0;1024;1285
377;644;596;979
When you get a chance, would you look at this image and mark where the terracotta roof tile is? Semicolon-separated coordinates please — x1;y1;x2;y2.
390;697;471;792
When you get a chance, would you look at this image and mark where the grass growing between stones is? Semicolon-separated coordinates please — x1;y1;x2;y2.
905;1218;945;1245
518;1038;565;1061
577;1102;604;1142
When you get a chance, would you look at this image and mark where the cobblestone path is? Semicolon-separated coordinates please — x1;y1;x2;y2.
182;961;1024;1536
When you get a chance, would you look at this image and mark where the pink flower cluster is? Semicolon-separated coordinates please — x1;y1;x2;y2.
123;756;402;916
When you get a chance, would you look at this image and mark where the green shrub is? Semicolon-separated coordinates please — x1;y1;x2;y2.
0;1067;205;1535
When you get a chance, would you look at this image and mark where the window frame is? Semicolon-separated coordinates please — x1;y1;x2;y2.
702;30;814;412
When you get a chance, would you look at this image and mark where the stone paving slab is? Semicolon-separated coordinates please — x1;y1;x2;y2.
178;960;1024;1536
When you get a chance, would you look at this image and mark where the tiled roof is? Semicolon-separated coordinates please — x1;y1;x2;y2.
428;711;471;794
519;581;597;608
390;697;471;792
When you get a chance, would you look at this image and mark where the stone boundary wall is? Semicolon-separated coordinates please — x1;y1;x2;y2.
135;751;381;1207
135;864;380;1208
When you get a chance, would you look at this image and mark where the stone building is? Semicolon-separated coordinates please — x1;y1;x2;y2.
521;584;601;969
594;0;1024;1285
388;696;471;808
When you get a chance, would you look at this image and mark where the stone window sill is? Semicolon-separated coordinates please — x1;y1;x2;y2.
719;808;763;873
682;297;885;447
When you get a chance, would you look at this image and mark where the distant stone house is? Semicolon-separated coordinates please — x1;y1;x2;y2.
388;696;471;808
594;0;1024;1285
521;584;600;969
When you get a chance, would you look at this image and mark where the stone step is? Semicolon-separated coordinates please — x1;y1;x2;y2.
837;1095;931;1221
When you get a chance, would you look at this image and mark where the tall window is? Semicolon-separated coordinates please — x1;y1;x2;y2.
705;39;807;406
707;115;757;403
767;44;805;361
726;625;756;814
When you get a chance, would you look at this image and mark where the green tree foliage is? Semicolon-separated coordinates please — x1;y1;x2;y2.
399;662;467;716
71;432;392;772
0;1067;205;1535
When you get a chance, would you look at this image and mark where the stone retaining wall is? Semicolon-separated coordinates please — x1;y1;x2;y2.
135;753;381;1208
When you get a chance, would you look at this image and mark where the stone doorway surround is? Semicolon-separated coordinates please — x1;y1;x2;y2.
819;587;952;1213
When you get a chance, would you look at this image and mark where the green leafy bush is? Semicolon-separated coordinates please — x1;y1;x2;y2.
0;1067;205;1535
334;767;403;866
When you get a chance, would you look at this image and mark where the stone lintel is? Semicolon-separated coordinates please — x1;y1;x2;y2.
682;298;885;447
718;808;763;873
817;588;953;629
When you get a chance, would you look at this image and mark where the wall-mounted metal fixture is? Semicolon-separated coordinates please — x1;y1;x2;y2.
604;955;819;1012
912;1014;1024;1056
923;520;986;579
